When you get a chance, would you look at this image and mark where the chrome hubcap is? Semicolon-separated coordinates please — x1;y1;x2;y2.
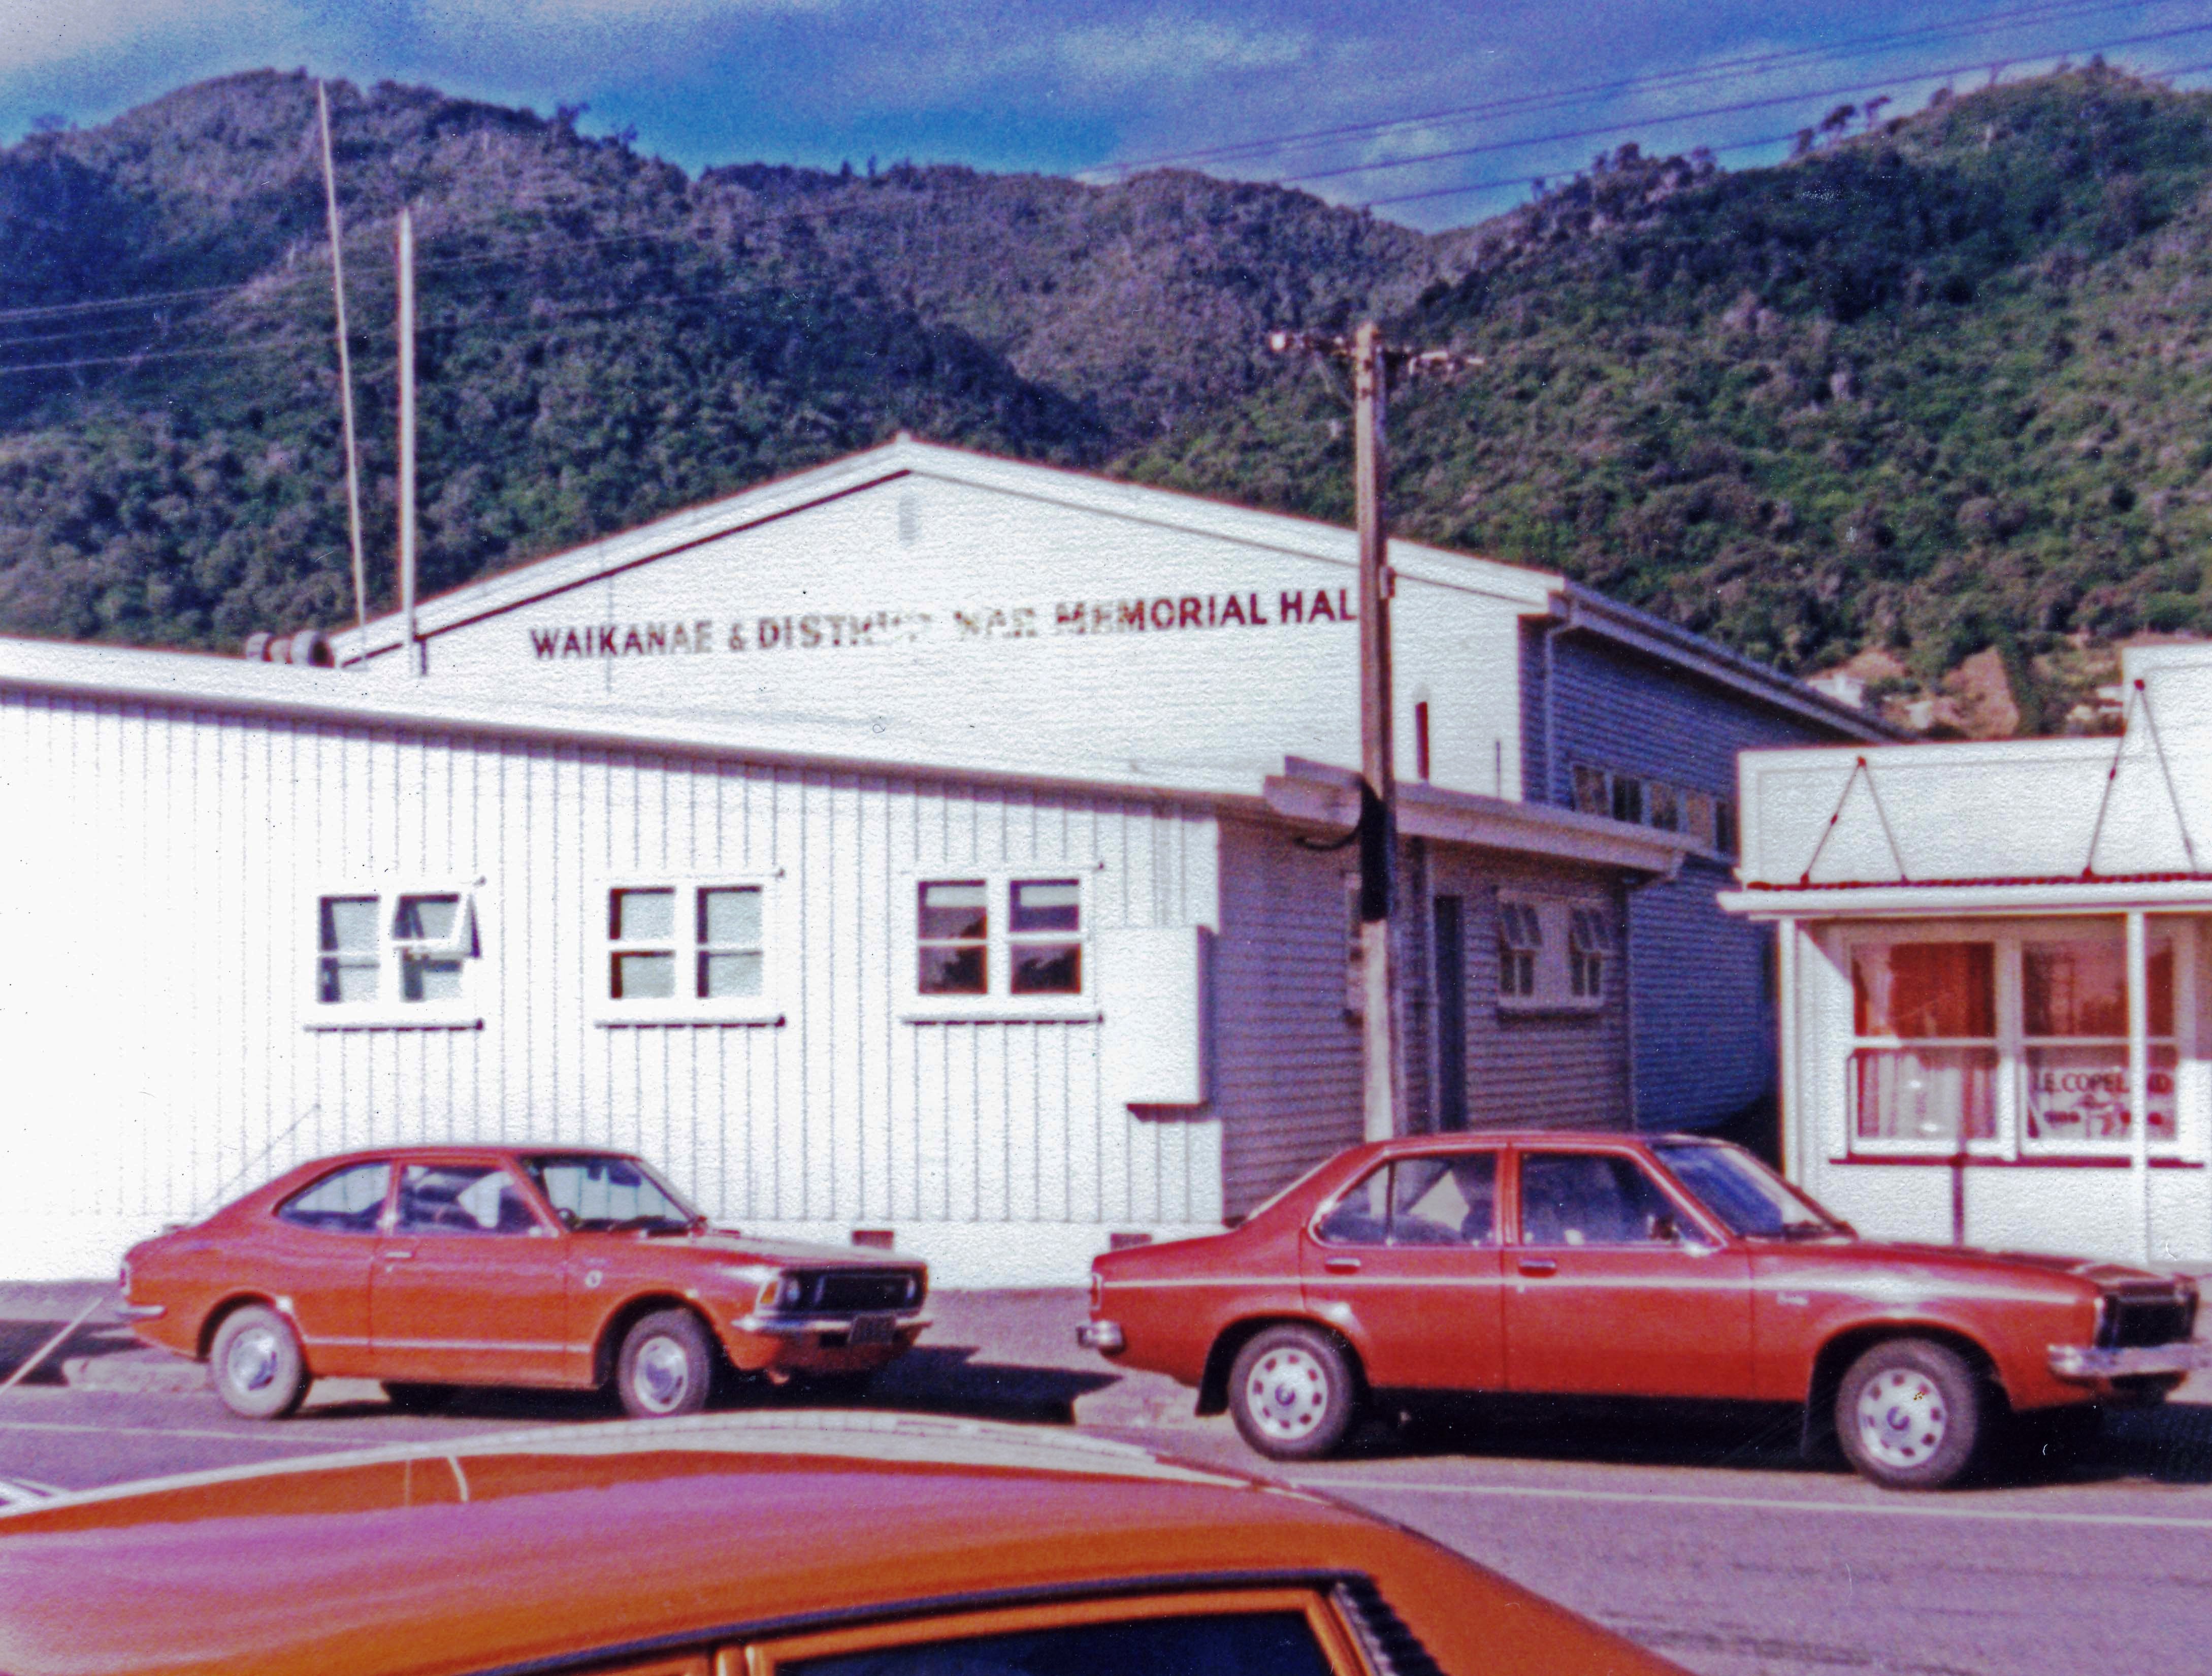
226;1327;280;1393
1244;1346;1330;1441
1855;1368;1947;1469
634;1336;693;1411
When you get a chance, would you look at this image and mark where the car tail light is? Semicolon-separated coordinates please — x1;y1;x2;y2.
1090;1272;1103;1312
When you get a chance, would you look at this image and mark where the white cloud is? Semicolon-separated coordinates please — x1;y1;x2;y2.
0;0;291;76
1057;13;1310;89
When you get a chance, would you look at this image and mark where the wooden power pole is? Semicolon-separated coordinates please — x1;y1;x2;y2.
1268;323;1481;1142
397;205;420;676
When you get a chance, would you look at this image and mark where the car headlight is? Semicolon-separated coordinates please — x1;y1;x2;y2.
757;1272;815;1313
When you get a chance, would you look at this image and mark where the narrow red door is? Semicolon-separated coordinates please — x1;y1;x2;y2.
1301;1150;1505;1392
1503;1148;1752;1399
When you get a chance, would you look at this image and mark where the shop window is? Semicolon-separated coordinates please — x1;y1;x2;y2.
1498;894;1611;1012
1849;942;1998;1152
597;880;777;1023
2022;936;2176;1152
907;874;1092;1016
309;885;482;1027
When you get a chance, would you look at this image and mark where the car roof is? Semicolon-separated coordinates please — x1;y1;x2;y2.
0;1413;1669;1676
287;1142;645;1170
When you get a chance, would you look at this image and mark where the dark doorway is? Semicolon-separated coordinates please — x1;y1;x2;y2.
1434;895;1467;1131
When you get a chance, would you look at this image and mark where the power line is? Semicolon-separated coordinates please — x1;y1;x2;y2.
1096;0;2152;177
1284;20;2212;187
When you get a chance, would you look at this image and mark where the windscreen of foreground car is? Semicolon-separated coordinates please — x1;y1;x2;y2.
522;1153;700;1233
776;1611;1338;1676
1649;1141;1848;1240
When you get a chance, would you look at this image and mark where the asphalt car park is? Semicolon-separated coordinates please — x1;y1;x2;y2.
5;1281;2212;1676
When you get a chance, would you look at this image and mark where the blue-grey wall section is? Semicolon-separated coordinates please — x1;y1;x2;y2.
1520;623;1844;1130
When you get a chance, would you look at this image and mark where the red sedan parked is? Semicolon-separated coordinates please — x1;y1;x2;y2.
1079;1132;2207;1488
120;1145;928;1420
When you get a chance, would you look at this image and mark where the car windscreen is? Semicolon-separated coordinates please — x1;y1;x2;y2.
1649;1141;1846;1240
522;1153;699;1232
779;1610;1337;1676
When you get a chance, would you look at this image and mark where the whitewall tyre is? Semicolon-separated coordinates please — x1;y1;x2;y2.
616;1309;714;1419
209;1305;309;1420
1227;1325;1359;1461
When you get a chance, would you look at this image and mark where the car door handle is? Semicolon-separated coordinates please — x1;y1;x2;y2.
381;1249;413;1261
1323;1256;1362;1273
1516;1258;1558;1276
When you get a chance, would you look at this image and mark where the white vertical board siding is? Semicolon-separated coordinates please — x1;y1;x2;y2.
0;687;1220;1283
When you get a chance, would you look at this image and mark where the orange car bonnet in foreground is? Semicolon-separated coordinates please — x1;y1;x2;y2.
0;1412;1682;1676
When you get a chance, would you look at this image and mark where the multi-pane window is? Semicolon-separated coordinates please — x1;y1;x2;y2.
1849;941;1999;1151
1568;906;1612;998
1498;894;1611;1012
1846;927;2187;1158
911;875;1090;1008
312;887;480;1020
1497;900;1541;999
1572;762;1735;857
1009;879;1082;994
2022;936;2175;1150
917;880;989;995
602;882;771;1017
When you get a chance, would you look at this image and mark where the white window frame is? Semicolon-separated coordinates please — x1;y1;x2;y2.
1570;760;1736;859
591;872;787;1026
1496;891;1612;1014
303;879;487;1030
898;867;1101;1022
1830;918;2202;1163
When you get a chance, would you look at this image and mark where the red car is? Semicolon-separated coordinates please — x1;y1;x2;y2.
0;1411;1688;1676
120;1145;928;1420
1079;1132;2207;1488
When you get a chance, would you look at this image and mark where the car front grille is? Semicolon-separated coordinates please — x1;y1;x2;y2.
2098;1293;2197;1349
813;1270;923;1313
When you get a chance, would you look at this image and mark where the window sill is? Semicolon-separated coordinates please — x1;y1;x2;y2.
1495;1001;1606;1019
303;1013;484;1032
900;1002;1103;1024
592;1010;787;1028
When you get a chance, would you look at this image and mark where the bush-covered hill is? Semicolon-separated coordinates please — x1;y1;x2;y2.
1130;67;2212;730
6;65;2212;727
0;72;1427;646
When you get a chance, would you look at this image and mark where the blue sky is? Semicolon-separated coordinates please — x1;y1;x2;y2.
4;2;2210;228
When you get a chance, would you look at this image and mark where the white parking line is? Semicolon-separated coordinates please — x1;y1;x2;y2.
1291;1476;2212;1531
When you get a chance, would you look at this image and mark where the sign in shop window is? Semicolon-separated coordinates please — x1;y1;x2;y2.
2022;938;2176;1149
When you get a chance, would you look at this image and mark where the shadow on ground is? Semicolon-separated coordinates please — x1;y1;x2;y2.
285;1341;1121;1428
0;1319;138;1388
1320;1393;2212;1487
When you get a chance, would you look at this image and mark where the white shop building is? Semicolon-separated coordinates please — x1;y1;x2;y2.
0;440;1879;1283
1724;640;2212;1265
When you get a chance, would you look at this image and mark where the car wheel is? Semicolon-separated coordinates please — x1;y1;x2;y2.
382;1381;459;1414
1228;1325;1359;1461
209;1305;309;1420
1835;1338;1984;1490
616;1309;714;1419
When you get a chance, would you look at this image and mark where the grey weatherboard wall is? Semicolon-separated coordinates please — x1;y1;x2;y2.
1524;624;1846;1131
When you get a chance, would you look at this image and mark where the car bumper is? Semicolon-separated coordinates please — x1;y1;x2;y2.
1076;1319;1124;1354
718;1314;930;1373
116;1303;166;1320
2048;1341;2212;1381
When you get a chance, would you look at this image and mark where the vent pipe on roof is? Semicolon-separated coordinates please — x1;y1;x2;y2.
241;629;334;667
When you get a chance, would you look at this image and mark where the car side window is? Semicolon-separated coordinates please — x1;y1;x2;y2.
396;1164;541;1237
275;1161;392;1234
772;1612;1338;1675
1518;1153;1682;1247
1315;1154;1497;1247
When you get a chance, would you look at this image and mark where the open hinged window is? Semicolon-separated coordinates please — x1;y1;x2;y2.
306;883;484;1029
